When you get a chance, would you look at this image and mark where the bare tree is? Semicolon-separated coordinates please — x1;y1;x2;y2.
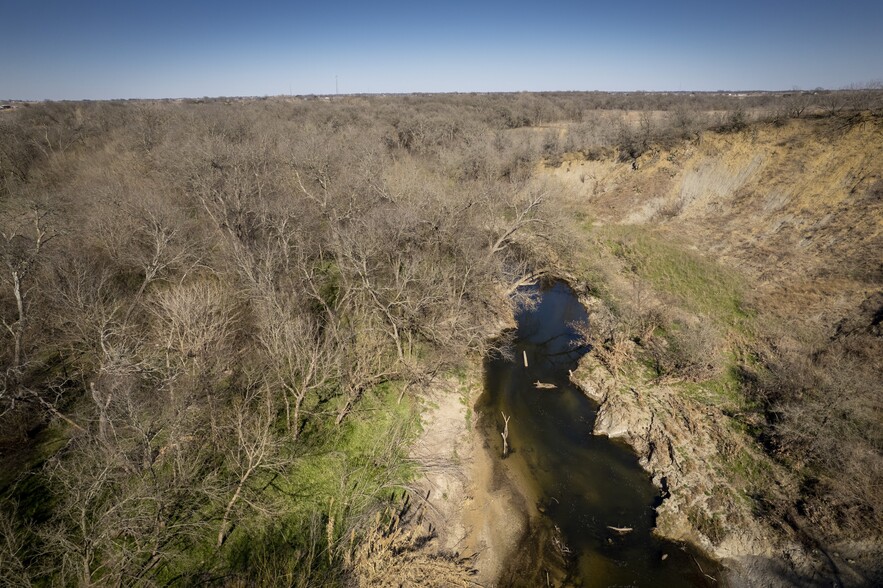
216;381;286;547
0;204;54;375
784;89;813;119
149;279;239;379
487;186;546;256
258;301;336;438
0;503;32;588
120;205;194;323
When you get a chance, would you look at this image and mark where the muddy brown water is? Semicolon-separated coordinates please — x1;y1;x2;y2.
478;281;722;587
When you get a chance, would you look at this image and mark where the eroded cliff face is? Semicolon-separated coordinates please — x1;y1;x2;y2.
546;114;883;338
539;114;882;586
571;349;778;554
569;321;876;586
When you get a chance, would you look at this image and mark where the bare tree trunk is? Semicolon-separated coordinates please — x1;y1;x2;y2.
217;475;247;547
2;205;54;377
501;412;510;458
1;271;26;376
282;393;292;434
336;398;353;426
291;395;302;440
217;388;276;547
90;382;112;444
27;388;86;433
10;271;23;371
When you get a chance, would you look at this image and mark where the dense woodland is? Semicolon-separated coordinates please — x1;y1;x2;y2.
0;89;881;585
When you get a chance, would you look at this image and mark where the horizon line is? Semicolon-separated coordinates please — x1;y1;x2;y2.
4;85;882;103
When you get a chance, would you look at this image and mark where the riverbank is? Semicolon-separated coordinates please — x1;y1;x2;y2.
409;371;534;586
568;291;879;586
408;114;883;586
410;283;726;586
538;115;882;586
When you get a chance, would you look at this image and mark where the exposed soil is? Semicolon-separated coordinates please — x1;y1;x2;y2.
410;373;532;586
546;114;883;332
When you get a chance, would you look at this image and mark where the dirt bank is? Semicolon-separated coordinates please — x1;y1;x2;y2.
410;372;533;586
539;114;882;586
569;326;879;586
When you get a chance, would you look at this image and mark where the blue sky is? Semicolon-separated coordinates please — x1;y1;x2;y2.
1;0;881;99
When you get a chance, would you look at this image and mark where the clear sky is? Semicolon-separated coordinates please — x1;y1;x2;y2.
1;0;881;99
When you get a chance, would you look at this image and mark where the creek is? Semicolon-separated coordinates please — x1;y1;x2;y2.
477;280;721;586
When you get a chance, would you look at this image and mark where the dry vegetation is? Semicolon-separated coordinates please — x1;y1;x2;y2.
551;101;882;581
0;88;881;585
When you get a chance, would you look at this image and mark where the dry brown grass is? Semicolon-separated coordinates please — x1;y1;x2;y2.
348;497;478;587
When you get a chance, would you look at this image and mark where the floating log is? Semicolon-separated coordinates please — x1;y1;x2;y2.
607;525;633;533
533;381;557;389
523;350;529;367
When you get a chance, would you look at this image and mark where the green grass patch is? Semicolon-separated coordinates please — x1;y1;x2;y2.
679;365;744;410
217;382;421;583
722;447;776;491
595;225;752;327
287;383;419;521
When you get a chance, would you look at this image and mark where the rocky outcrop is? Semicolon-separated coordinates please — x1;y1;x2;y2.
569;339;825;584
571;343;883;586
